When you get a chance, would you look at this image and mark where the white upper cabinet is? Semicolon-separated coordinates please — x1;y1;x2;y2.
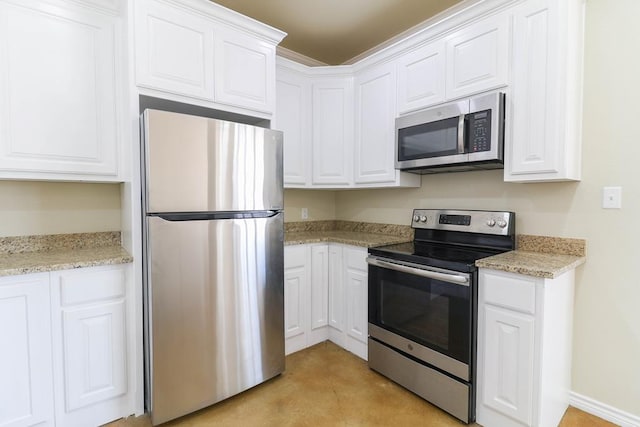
135;0;214;100
0;0;121;180
214;26;276;114
505;0;584;182
275;64;311;187
445;12;510;100
354;62;420;187
311;77;354;185
134;0;285;117
396;40;445;114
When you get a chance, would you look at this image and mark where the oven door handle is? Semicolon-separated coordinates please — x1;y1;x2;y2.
367;256;470;286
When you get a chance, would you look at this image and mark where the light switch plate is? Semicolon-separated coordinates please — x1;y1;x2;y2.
301;208;309;219
602;186;622;209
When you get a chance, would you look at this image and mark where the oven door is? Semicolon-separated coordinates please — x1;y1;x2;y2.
367;255;474;381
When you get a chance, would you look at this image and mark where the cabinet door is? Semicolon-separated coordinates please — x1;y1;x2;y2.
50;266;130;427
328;244;344;332
482;304;535;426
396;40;446;113
0;1;119;178
214;26;276;114
354;63;397;184
284;245;310;355
275;65;311;186
310;245;329;330
505;0;582;182
445;13;509;99
0;273;54;427
344;247;368;360
135;0;214;100
312;78;353;185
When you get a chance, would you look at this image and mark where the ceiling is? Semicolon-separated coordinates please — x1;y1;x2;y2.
210;0;463;65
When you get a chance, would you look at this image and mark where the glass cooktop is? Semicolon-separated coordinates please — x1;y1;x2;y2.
368;241;504;273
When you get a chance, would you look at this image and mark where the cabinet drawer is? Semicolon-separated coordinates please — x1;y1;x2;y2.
53;266;126;307
481;270;536;314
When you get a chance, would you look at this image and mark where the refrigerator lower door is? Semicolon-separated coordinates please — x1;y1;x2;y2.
145;213;284;425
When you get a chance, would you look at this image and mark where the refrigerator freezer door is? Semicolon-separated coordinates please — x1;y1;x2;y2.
146;213;284;425
143;109;283;213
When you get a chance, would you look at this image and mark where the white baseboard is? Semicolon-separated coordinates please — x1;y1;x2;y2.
569;391;640;427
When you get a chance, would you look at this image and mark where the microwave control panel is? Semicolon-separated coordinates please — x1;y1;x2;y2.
468;109;491;152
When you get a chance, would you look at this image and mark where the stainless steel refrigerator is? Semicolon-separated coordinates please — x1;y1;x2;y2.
141;109;285;425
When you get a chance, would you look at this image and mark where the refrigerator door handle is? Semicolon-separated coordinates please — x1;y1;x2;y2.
150;210;282;222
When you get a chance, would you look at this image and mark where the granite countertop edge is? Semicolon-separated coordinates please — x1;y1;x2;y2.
0;246;133;277
285;230;410;248
475;251;586;279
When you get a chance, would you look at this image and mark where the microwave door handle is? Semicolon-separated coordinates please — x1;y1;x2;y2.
457;114;466;154
366;256;469;286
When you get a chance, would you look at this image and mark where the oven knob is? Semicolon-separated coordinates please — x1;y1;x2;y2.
419;215;428;223
497;220;507;228
486;219;496;227
413;215;420;223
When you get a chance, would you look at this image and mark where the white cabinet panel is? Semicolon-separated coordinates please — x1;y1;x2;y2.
482;305;534;425
135;0;214;100
214;27;275;113
343;246;368;360
445;13;509;99
275;66;311;186
354;63;397;184
284;245;309;354
396;40;446;113
0;1;119;178
311;78;353;185
328;244;344;332
61;301;127;411
310;245;329;330
0;273;53;427
505;0;583;182
50;265;131;427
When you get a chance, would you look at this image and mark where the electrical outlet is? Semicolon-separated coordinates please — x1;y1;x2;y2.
301;208;309;220
602;186;622;209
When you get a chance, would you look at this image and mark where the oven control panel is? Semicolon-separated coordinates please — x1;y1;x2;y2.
411;209;515;235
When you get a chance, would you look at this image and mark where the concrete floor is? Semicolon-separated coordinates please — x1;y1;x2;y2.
109;341;616;427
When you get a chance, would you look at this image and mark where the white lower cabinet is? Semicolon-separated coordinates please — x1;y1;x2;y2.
0;273;54;427
50;265;131;427
0;264;133;427
477;268;576;427
284;243;368;359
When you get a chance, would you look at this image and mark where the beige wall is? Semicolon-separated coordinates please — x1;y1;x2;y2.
284;189;336;221
0;181;121;237
289;0;640;417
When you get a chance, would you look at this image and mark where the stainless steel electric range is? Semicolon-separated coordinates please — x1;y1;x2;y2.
367;209;515;423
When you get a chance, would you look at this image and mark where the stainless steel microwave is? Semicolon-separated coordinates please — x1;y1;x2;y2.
395;92;505;174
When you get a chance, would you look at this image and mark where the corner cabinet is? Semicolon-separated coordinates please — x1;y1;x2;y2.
134;0;285;118
477;268;576;427
311;76;354;186
275;57;420;189
505;0;584;182
284;243;369;360
0;0;123;181
0;264;134;427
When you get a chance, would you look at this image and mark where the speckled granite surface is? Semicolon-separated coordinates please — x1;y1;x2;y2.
285;221;412;248
476;234;586;279
0;232;132;277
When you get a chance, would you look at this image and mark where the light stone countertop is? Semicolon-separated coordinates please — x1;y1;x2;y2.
475;234;587;279
285;230;411;248
284;220;413;248
0;232;133;277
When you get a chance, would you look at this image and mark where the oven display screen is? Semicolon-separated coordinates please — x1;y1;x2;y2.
439;214;471;226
